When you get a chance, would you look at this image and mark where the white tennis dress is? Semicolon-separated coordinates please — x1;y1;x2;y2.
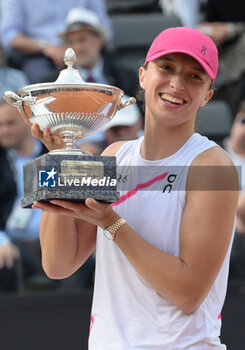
89;133;235;350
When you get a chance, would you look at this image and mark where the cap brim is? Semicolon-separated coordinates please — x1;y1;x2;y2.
144;49;215;81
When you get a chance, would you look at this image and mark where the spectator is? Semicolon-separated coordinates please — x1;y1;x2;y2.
223;101;245;189
0;100;47;290
45;7;137;97
222;100;245;279
0;44;29;99
44;7;139;147
0;57;29;292
197;0;245;114
0;0;112;84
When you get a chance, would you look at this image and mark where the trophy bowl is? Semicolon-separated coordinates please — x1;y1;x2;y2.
4;48;135;154
4;48;136;207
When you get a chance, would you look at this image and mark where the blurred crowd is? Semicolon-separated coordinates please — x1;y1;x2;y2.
0;0;245;295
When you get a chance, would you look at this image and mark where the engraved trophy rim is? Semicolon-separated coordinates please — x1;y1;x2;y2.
17;82;124;95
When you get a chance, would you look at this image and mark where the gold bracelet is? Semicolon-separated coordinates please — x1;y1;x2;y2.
103;218;127;240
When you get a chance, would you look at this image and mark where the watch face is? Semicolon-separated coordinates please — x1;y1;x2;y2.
104;229;113;240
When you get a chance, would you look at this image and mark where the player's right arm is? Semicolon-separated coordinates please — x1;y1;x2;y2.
31;124;124;279
39;212;97;279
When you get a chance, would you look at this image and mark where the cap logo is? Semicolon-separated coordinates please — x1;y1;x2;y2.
201;46;207;55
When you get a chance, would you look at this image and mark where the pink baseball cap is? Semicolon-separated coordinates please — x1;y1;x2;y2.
144;27;219;82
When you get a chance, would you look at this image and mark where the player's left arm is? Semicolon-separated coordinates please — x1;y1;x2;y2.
113;146;238;313
176;146;238;311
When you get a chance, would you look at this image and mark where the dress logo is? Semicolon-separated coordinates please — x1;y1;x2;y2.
162;174;177;193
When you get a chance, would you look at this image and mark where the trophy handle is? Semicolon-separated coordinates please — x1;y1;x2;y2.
4;91;37;107
117;96;136;111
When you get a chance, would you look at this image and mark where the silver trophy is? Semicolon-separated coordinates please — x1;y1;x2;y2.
4;48;135;207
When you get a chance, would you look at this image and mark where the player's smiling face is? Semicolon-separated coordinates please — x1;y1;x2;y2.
139;53;213;128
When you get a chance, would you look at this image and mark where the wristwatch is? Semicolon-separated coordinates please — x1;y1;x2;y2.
103;218;127;241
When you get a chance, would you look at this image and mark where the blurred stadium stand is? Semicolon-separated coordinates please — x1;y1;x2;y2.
0;290;92;350
195;100;232;144
110;13;182;73
221;280;245;350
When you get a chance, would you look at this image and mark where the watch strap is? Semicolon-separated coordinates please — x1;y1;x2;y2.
104;218;127;240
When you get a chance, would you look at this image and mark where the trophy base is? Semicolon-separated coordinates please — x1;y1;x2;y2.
22;152;119;208
21;189;119;208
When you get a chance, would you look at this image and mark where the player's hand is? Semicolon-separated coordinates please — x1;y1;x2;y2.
31;123;65;151
32;198;119;229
